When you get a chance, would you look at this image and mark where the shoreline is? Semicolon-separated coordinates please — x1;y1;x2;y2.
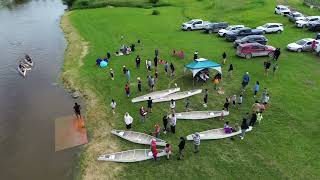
60;12;122;180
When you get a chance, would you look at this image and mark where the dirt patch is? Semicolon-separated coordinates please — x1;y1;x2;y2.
60;12;122;180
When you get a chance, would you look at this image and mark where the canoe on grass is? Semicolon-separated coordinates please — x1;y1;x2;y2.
97;149;167;163
186;126;253;140
111;130;167;146
174;111;230;120
131;87;180;103
152;89;202;103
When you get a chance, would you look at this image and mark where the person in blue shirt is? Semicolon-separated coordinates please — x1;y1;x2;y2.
254;81;260;98
242;72;250;90
96;57;102;66
103;57;108;63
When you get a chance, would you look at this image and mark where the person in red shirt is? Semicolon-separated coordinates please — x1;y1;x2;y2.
125;83;130;97
311;40;317;51
151;139;158;161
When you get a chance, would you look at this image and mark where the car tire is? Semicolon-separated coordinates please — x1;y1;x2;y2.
297;48;302;53
303;24;307;28
245;54;252;59
277;30;281;34
208;30;213;34
187;27;191;31
262;31;266;35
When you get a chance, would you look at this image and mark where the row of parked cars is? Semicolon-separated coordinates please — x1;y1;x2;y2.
275;4;320;31
181;19;283;59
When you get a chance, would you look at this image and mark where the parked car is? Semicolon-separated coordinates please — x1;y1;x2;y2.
296;16;320;28
287;38;319;52
204;22;229;34
218;25;245;37
315;43;320;55
288;12;304;22
274;5;291;16
256;23;284;34
225;27;264;42
181;19;211;31
316;33;320;40
308;23;320;32
234;35;268;48
236;43;275;59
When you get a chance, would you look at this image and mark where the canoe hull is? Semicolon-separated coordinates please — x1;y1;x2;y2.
174;111;229;120
152;89;202;103
111;130;167;146
131;88;180;103
186;126;253;140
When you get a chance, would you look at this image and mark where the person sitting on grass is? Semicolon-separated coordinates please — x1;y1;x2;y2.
192;132;201;153
224;121;234;134
96;57;102;66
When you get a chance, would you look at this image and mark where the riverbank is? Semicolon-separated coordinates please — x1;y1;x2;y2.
60;12;122;180
61;0;319;179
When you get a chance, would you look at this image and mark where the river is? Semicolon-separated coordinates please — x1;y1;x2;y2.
0;0;80;179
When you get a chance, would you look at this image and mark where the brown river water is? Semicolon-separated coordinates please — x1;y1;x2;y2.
0;0;81;179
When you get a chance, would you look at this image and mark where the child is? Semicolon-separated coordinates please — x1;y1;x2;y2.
154;124;160;138
238;94;243;109
125;84;130;97
164;143;172;160
110;99;116;114
137;77;142;92
220;108;225;121
254;81;260;98
110;68;114;80
231;94;237;108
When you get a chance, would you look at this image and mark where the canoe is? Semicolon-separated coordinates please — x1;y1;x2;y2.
152;89;202;103
131;87;180;103
111;130;167;146
97;149;167;163
24;58;34;67
17;66;26;77
174;111;230;120
186;126;253;140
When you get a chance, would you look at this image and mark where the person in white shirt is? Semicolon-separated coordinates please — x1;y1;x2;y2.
124;112;133;129
170;99;176;113
110;99;116;114
170;114;177;134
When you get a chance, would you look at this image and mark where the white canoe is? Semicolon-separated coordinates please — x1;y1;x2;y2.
152;89;202;103
174;111;230;120
24;58;34;67
111;130;167;146
17;67;26;77
186;126;253;140
97;149;167;163
131;87;180;103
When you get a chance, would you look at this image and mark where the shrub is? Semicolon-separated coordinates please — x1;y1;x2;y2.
79;0;89;7
149;0;160;4
152;10;160;15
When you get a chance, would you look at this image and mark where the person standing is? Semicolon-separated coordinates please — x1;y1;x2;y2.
125;83;130;97
238;94;243;109
135;55;141;68
164;61;169;75
193;51;198;60
223;97;230;111
272;63;278;76
73;102;81;119
203;89;208;108
264;61;271;77
154;124;161;138
273;48;281;61
147;75;152;91
139;106;147;123
170;114;176;134
249;112;257;126
163;115;168;134
222;52;227;65
147;97;153;112
147;59;152;72
107;52;111;59
261;88;268;102
254;81;260;98
122;65;127;74
155;48;159;57
137;77;142;92
185;98;191;111
177;137;185;160
126;69;131;82
170;99;176;113
228;64;233;78
124;112;133;129
262;94;270;107
150;76;155;91
164;143;172;160
170;63;175;77
239;117;249;140
110;68;114;80
192;132;201;153
242;72;250;90
231;94;237;108
154;56;158;68
151;139;158;161
155;70;158;81
110;99;116;114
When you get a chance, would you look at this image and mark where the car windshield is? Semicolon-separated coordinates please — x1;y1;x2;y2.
226;26;234;30
186;20;195;24
296;40;307;45
262;24;269;28
280;7;288;11
241;37;249;41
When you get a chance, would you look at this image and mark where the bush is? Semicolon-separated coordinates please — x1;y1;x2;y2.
152;10;160;15
149;0;159;4
79;0;89;7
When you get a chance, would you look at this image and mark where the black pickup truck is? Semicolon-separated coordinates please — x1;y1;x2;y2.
225;27;264;41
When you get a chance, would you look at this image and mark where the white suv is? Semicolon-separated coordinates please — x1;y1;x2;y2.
218;25;245;37
296;16;320;28
275;5;291;16
256;23;284;34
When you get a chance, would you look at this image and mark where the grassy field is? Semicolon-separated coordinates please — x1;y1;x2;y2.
62;0;320;179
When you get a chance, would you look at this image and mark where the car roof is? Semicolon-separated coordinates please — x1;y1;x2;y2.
244;35;265;38
264;23;283;26
306;16;320;18
277;5;289;8
301;38;314;41
191;19;202;21
238;27;250;30
239;42;264;47
292;11;302;15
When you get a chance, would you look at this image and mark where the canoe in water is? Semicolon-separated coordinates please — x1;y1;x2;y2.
152;89;202;103
174;111;229;120
131;87;180;103
111;130;167;146
186;126;253;140
97;149;167;162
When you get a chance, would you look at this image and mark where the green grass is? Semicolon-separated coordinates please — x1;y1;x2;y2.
66;0;320;179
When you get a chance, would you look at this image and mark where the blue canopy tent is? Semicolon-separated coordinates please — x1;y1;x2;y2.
185;59;222;77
